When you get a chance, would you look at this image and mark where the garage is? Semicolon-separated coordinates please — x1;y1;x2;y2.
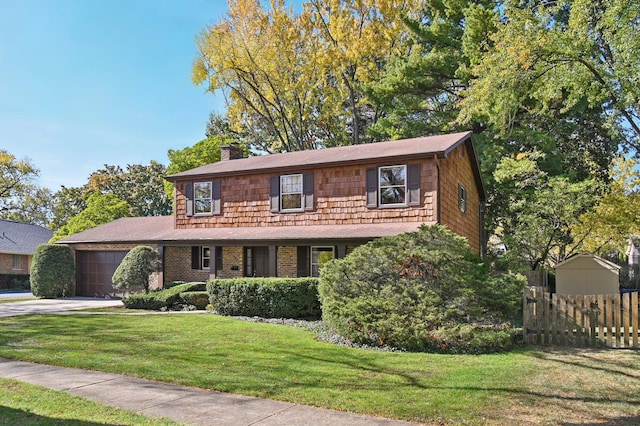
76;251;128;297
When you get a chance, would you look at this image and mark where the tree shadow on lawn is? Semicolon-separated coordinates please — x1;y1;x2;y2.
0;405;118;425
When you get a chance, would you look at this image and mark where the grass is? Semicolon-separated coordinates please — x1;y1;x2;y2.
0;297;36;304
0;377;182;425
0;313;638;425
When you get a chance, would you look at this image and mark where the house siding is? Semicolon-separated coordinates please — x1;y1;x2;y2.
0;253;30;275
174;161;439;229
164;246;210;283
438;144;482;253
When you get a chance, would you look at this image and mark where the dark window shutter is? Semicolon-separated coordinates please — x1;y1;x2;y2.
407;164;421;206
215;246;223;271
212;180;221;215
191;246;200;270
366;168;378;208
297;246;309;277
185;183;194;216
270;176;280;212
303;173;314;211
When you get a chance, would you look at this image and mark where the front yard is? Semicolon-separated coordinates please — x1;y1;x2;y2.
0;313;638;425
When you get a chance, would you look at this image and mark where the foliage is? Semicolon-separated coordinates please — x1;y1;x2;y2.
29;244;75;298
193;0;422;151
572;156;640;256
179;291;210;310
121;282;206;310
318;225;526;352
112;246;160;294
458;0;640;150
492;152;599;270
87;161;171;216
0;274;30;290
207;277;321;320
164;135;237;199
50;193;132;242
49;185;88;231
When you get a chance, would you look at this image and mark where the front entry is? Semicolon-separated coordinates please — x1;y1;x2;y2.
245;247;270;277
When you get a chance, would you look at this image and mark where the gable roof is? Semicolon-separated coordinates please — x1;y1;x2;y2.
555;252;621;271
165;131;485;200
57;216;430;245
0;220;53;255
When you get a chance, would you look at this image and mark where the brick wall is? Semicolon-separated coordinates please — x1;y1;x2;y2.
278;246;297;278
164;246;210;283
0;253;30;275
438;143;482;253
173;160;439;229
218;246;243;279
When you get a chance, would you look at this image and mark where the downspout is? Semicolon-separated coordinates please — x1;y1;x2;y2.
435;157;441;224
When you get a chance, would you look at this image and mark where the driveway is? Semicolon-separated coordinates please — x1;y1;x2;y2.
0;297;123;318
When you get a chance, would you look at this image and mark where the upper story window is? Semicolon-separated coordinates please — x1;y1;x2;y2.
194;182;212;214
185;181;221;216
458;184;468;214
379;165;406;206
280;174;303;211
367;164;420;208
270;173;314;213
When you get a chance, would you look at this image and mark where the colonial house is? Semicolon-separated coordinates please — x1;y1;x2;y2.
0;220;53;289
59;131;486;297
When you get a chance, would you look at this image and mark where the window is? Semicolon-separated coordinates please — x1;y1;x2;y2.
12;255;21;270
458;184;467;214
202;247;211;270
311;246;334;277
194;182;212;214
280;174;303;211
271;173;313;212
379;165;406;206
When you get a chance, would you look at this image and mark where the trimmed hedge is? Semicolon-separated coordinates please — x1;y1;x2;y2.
207;278;321;320
179;291;209;310
30;244;75;298
122;282;206;310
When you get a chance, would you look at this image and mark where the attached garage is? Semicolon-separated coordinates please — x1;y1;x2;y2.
76;251;128;297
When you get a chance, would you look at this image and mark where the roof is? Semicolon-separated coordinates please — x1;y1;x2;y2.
555;252;621;271
57;216;431;245
0;220;54;255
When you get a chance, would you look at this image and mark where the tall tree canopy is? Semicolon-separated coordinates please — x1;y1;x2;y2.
193;0;421;152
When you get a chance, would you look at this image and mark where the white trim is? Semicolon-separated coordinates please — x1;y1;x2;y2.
378;165;407;207
280;174;303;211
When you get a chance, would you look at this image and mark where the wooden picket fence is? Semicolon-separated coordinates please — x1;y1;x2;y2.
523;286;640;348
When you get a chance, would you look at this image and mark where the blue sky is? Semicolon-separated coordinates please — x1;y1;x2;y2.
0;0;229;191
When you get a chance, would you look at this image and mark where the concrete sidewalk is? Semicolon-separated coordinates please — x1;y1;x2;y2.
0;358;421;426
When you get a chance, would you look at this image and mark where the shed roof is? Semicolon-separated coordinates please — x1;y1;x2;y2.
555;252;621;271
57;216;430;246
165;131;484;200
0;220;53;255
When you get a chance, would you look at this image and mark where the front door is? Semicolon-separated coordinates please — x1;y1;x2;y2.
245;247;270;277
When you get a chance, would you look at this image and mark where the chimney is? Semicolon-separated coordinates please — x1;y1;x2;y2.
220;143;244;161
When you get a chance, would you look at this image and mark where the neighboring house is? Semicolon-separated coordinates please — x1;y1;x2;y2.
555;253;620;295
0;220;53;289
59;131;486;297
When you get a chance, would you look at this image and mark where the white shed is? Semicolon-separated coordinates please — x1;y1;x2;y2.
555;253;620;295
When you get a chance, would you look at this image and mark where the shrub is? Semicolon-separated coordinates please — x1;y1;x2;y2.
122;282;205;309
30;244;75;298
179;291;209;310
318;224;526;353
207;278;321;320
112;246;159;294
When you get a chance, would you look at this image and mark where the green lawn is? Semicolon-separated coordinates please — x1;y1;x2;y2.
0;297;35;304
0;313;638;425
0;377;181;425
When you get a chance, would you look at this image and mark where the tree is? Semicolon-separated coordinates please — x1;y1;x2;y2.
50;193;132;242
458;0;640;151
87;161;171;217
49;186;89;231
571;156;640;256
164;136;236;199
491;152;599;270
112;246;160;294
30;244;75;298
193;0;421;152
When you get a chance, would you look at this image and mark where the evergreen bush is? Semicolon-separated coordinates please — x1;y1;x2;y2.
30;244;75;298
318;225;526;353
207;278;321;319
112;246;159;294
122;282;205;309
